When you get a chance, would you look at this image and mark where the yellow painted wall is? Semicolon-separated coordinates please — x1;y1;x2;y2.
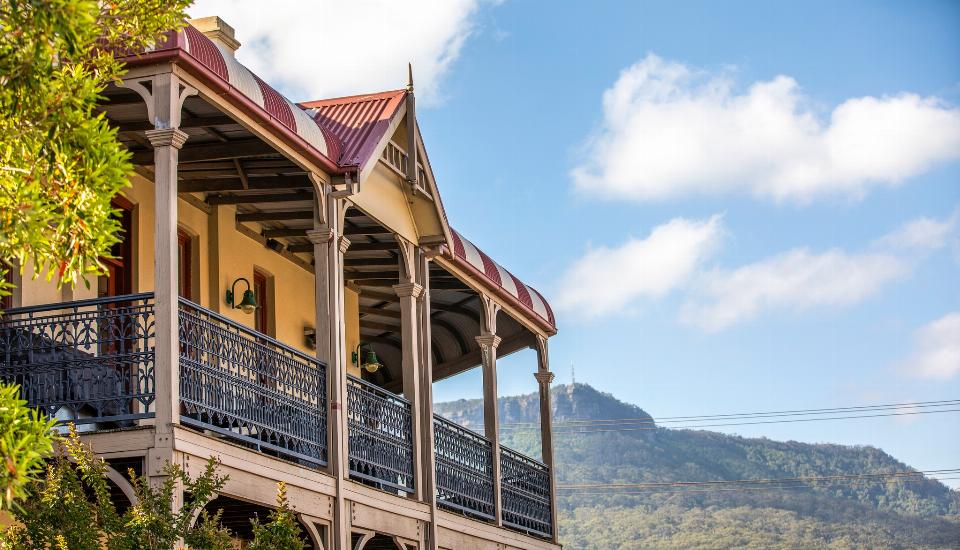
13;175;318;356
213;203;316;354
344;286;361;377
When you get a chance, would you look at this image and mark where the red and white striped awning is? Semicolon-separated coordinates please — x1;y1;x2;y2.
450;230;555;332
177;26;343;163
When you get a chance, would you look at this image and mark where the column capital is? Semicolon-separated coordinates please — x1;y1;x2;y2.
306;228;335;245
392;282;424;299
338;236;352;254
534;370;555;385
144;127;189;149
475;333;501;350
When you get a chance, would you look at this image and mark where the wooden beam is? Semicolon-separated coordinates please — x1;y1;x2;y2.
207;192;313;205
133;139;275;164
360;319;401;332
116;115;236;133
345;271;399;281
343;227;393;237
345;258;397;268
180;176;311;193
235;210;313;222
430;280;472;290
359;306;401;319
262;228;308;238
348;242;397;252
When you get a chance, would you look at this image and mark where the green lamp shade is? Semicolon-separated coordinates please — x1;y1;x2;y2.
238;289;257;314
361;348;381;373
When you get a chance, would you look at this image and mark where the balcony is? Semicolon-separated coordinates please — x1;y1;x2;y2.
0;293;552;539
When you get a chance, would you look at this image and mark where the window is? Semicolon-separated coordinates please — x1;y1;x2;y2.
177;229;193;300
99;198;133;298
253;270;270;335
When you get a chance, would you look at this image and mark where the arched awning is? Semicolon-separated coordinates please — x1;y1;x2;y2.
449;230;556;334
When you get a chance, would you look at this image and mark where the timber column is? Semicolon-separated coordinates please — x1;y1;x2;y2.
534;336;559;542
308;193;351;550
417;248;439;550
477;295;503;525
395;239;427;501
145;124;188;436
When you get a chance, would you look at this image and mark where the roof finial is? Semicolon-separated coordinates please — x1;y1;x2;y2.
406;62;414;92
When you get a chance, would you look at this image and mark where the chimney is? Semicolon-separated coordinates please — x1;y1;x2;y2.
189;16;240;56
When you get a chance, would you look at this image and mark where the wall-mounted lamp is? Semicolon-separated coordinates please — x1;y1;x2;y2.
352;342;382;373
225;277;257;314
304;326;317;350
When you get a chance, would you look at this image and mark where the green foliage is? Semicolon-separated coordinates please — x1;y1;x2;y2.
0;0;189;287
248;482;307;550
0;384;55;510
0;426;233;550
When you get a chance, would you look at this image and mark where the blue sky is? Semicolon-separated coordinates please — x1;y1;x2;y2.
192;1;960;485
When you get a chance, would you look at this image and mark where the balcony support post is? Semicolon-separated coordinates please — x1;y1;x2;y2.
131;71;194;438
308;193;351;550
417;248;439;550
534;336;559;542
394;239;424;501
477;294;503;526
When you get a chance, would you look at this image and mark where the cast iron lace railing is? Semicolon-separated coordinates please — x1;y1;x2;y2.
433;415;495;520
500;446;552;538
178;299;327;467
346;375;414;493
0;293;156;426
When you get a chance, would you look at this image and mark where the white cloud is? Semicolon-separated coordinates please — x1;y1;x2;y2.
189;0;484;104
872;213;957;251
680;215;956;331
572;54;960;203
680;249;907;331
554;216;723;318
900;312;960;379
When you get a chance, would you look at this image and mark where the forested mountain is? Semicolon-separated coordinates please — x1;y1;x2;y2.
435;383;960;549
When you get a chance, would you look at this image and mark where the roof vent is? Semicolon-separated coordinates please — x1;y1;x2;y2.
189;16;240;56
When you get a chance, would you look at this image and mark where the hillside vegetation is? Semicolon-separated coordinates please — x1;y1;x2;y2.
435;384;960;549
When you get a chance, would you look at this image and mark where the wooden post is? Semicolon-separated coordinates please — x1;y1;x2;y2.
417;248;439;550
477;294;502;526
395;239;424;500
307;194;350;550
534;336;559;542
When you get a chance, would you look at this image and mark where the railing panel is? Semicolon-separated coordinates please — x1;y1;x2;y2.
434;415;495;520
178;299;327;467
0;294;156;426
346;375;414;493
501;446;552;539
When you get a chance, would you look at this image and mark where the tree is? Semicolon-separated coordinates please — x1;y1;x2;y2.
1;426;234;550
0;0;190;293
248;482;308;550
0;0;189;514
0;385;55;510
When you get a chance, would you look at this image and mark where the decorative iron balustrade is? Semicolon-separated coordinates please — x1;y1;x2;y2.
500;446;552;539
0;294;156;426
178;299;327;467
434;415;495;520
346;375;414;493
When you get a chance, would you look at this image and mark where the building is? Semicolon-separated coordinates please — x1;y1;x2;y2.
0;17;559;550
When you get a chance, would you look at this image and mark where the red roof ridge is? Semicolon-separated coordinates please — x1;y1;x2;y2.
299;89;406;108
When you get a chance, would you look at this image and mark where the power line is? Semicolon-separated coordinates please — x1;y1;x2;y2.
560;476;960;496
498;407;960;435
499;398;960;429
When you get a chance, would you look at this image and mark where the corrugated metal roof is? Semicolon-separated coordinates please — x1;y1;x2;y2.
450;230;556;331
300;90;406;168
